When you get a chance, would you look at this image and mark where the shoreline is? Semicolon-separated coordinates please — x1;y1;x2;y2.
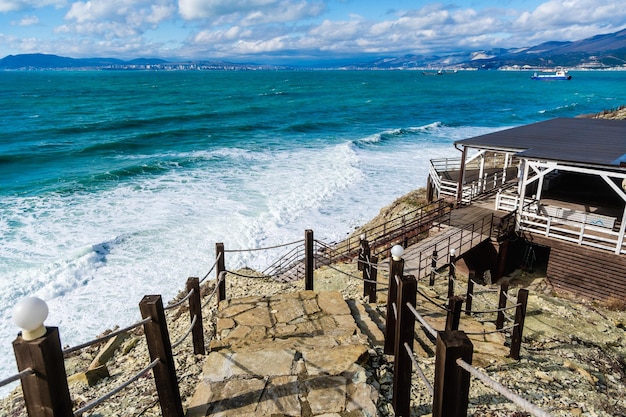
1;107;625;415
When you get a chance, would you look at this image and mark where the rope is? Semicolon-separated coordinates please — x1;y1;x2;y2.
73;358;160;416
171;315;198;349
63;317;152;356
416;289;449;312
463;323;517;336
223;239;303;253
404;342;434;396
503;291;518;303
202;271;226;309
225;269;273;279
406;302;438;339
469;303;521;315
164;288;195;310
456;358;554;417
199;252;221;284
323;262;384;286
0;368;34;388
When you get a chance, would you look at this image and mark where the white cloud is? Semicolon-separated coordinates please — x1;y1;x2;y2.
62;0;176;36
18;14;39;25
514;0;626;36
0;0;65;12
178;0;324;23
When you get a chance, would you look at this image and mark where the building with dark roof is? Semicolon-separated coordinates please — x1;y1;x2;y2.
427;118;626;302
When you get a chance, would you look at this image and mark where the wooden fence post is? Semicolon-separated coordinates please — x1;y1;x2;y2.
509;288;529;360
140;295;184;417
429;249;438;286
465;271;475;315
364;255;378;303
12;327;73;417
496;281;509;330
305;229;314;291
432;330;473;417
392;274;417;417
445;296;464;331
447;252;456;298
186;277;205;355
216;243;226;302
358;236;370;272
384;254;405;355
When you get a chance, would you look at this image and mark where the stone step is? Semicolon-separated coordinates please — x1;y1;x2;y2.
347;299;385;347
186;291;380;417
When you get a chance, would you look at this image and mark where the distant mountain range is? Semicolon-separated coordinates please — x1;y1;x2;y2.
2;28;626;70
365;28;626;70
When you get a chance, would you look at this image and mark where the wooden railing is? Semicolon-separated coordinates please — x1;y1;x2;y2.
411;213;496;280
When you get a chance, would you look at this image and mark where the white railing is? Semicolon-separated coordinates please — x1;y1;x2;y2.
496;189;625;254
431;157;513;205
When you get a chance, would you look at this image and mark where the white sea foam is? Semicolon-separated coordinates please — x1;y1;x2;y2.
0;125;496;396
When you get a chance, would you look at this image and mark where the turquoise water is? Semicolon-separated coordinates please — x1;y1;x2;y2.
1;69;625;389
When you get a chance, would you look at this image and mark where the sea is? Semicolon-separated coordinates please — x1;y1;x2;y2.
1;69;625;394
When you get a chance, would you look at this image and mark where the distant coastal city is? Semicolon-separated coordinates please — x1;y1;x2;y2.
1;27;625;72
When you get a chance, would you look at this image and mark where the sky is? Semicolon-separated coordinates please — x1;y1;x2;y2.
0;0;625;63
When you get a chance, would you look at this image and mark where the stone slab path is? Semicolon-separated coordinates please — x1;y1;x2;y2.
186;290;385;417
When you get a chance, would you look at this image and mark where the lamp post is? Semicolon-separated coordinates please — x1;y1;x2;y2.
385;244;405;355
12;297;73;417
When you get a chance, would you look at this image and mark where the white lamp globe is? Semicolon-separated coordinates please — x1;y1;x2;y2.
12;297;49;341
391;245;404;261
450;248;456;257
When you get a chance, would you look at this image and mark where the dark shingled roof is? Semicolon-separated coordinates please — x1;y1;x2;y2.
455;118;626;167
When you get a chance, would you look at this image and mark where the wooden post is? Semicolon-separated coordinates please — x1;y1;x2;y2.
139;295;184;417
509;289;529;360
216;242;226;302
445;296;464;331
465;271;475;315
12;327;73;417
365;255;379;303
429;249;438;286
496;281;509;330
186;277;205;355
447;252;456;298
432;330;473;417
358;237;370;272
305;229;314;291
360;239;371;297
392;275;417;417
384;256;405;355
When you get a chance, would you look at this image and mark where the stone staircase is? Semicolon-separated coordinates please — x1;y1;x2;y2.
185;291;385;417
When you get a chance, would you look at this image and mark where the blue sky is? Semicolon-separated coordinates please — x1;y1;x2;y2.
0;0;625;63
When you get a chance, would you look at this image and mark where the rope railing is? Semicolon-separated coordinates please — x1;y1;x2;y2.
224;239;303;253
201;271;226;310
322;262;383;285
467;303;520;315
463;323;517;336
73;358;160;417
456;358;554;417
0;368;34;388
407;302;438;339
171;315;198;349
164;287;195;310
199;251;221;284
63;317;152;356
225;269;272;279
404;342;434;396
416;288;449;312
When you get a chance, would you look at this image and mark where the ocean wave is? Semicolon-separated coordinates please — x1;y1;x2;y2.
353;122;445;146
